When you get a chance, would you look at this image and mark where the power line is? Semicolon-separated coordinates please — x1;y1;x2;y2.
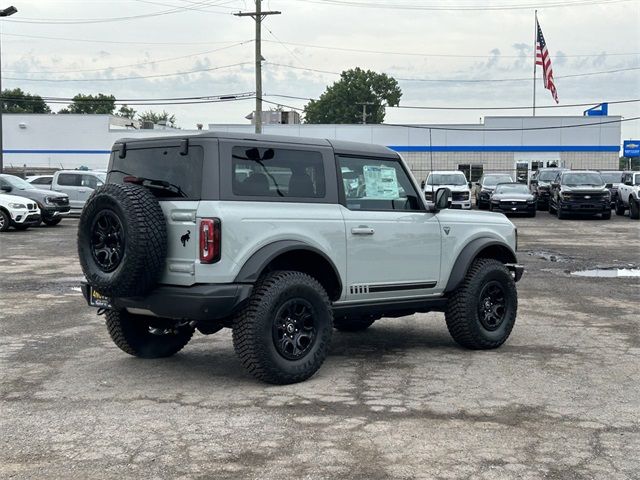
265;62;640;83
264;95;640;110
293;0;633;11
1;32;249;47
2;41;252;75
3;62;252;82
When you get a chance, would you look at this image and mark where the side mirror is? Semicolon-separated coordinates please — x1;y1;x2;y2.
434;187;452;211
420;180;425;189
1;185;11;192
468;182;472;188
530;179;538;185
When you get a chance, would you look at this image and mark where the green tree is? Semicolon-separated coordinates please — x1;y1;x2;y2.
116;104;137;119
138;110;177;128
1;88;51;113
59;93;116;114
304;68;402;124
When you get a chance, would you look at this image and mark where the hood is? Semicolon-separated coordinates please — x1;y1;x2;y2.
3;187;67;202
492;192;534;201
425;184;469;192
0;193;39;205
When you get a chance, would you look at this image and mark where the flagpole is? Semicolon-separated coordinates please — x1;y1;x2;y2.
533;10;537;117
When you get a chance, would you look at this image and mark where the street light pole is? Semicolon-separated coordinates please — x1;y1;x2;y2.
0;6;18;174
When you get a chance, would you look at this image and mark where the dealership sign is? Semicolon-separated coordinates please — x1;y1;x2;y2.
623;140;640;157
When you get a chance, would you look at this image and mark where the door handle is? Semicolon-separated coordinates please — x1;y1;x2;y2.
351;226;375;235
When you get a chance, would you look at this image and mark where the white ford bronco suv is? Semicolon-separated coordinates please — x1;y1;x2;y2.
615;171;640;219
78;132;523;384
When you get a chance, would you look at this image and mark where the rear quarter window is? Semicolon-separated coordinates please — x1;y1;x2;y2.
108;145;204;199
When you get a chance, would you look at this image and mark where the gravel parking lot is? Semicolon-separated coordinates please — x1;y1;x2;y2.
1;213;639;479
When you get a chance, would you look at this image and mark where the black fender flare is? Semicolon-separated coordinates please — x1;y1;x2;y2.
444;238;517;293
234;240;343;291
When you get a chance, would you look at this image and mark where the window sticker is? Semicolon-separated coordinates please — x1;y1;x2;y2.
363;165;400;199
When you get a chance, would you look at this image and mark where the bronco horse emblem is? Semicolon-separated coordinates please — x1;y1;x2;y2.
180;230;191;247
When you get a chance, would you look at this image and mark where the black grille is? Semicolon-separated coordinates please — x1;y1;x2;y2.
51;197;69;206
571;192;606;202
452;192;469;201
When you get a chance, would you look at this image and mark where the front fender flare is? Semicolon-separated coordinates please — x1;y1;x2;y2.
444;238;518;293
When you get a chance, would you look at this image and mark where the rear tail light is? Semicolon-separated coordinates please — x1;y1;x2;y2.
199;218;221;264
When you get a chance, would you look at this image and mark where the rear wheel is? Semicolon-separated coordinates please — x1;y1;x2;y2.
630;197;640;220
334;316;376;332
232;271;333;384
615;198;626;216
106;309;194;358
445;258;517;349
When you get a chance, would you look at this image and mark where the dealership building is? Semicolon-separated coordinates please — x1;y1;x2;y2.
2;113;622;182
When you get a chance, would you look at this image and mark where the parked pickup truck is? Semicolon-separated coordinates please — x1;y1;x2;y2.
615;171;640;219
52;170;106;211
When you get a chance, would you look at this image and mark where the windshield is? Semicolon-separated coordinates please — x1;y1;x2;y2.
599;172;622;184
483;175;513;186
563;172;604;186
1;174;35;190
494;184;529;194
538;170;560;181
427;174;466;186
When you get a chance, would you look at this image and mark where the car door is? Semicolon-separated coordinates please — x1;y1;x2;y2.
336;155;442;302
78;174;104;208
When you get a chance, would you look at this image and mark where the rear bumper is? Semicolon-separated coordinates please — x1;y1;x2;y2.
81;282;253;321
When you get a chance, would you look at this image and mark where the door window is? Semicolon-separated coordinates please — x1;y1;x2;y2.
337;156;422;211
57;173;82;186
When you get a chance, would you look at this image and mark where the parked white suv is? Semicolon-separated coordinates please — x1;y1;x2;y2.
78;133;523;384
423;171;471;209
615;171;640;219
0;193;41;232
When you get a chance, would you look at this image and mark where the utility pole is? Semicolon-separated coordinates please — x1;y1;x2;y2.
0;6;18;173
234;1;280;134
356;102;375;124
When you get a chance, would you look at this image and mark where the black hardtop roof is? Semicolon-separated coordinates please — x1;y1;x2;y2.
114;131;398;158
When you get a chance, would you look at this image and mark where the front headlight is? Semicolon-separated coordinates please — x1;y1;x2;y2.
9;203;27;209
561;192;572;200
527;199;536;204
44;196;54;205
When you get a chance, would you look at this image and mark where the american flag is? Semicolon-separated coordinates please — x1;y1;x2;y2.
535;18;559;103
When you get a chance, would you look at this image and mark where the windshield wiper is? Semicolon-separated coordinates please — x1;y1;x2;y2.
110;169;188;198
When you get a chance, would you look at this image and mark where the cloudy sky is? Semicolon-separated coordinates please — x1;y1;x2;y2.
2;0;639;140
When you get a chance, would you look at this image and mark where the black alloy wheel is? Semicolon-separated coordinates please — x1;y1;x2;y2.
477;281;507;331
272;298;317;360
90;209;125;273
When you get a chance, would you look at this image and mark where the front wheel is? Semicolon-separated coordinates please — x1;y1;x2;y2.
445;258;517;349
0;210;10;232
106;309;194;358
630;197;640;219
601;210;611;220
232;271;333;384
615;198;626;216
42;217;62;226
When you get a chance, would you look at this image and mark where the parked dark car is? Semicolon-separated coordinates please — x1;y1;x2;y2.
548;170;611;220
475;173;514;209
489;183;537;217
529;167;568;209
598;170;624;208
0;174;71;226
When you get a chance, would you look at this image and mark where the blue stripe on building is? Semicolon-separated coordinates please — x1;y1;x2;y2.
387;145;620;153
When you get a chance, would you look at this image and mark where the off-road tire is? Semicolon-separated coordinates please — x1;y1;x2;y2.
105;309;194;358
42;217;62;226
601;210;611;220
0;210;9;232
445;258;517;350
232;271;333;384
334;316;376;332
78;183;167;297
629;197;640;219
615;198;626;216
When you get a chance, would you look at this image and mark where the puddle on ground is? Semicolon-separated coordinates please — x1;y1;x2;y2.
571;268;640;278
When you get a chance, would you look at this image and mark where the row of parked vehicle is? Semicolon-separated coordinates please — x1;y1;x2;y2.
421;168;640;220
0;170;105;232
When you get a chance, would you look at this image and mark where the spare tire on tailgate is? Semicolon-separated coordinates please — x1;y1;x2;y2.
77;183;167;297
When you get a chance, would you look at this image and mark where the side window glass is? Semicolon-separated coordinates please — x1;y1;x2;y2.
231;146;325;199
82;175;98;189
57;174;80;186
337;156;421;211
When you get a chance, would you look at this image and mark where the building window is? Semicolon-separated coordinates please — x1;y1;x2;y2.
458;164;483;182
